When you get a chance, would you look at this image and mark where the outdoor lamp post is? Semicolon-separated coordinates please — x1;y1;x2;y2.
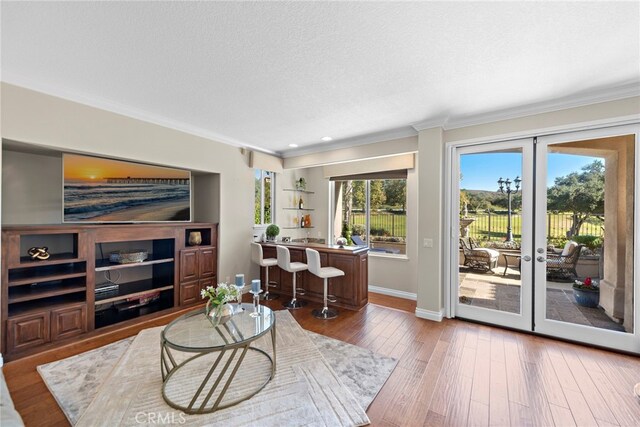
497;176;521;241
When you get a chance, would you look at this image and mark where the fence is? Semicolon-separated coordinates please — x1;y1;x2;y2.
464;212;604;241
350;211;406;238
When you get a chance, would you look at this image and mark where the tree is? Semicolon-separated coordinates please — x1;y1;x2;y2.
547;160;604;237
385;179;407;211
369;180;386;210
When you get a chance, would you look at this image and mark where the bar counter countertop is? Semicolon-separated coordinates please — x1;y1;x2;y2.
258;241;369;310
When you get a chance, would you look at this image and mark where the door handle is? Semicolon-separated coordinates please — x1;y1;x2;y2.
537;248;545;254
522;255;532;262
537;256;546;263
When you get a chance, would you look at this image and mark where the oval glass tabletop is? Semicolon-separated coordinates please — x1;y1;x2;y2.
162;303;275;351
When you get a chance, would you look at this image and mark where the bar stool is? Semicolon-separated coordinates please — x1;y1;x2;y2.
276;245;308;309
305;248;344;320
251;243;279;300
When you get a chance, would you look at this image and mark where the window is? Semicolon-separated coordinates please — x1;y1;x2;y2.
332;177;407;255
254;169;274;225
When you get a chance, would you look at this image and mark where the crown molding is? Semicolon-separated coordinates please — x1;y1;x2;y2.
411;116;448;131
444;81;640;130
1;74;278;156
280;126;417;158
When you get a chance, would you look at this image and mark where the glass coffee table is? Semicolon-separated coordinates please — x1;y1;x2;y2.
160;303;276;414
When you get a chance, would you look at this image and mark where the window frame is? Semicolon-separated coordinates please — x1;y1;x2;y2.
331;177;407;258
254;169;275;226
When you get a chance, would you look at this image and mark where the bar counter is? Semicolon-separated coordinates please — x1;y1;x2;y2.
258;242;369;310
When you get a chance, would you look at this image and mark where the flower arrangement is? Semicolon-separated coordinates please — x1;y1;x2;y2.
573;277;599;291
201;282;240;316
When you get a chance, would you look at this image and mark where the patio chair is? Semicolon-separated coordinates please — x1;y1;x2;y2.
459;237;499;273
546;241;584;280
351;234;389;253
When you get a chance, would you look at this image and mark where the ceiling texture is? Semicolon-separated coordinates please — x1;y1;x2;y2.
2;1;639;156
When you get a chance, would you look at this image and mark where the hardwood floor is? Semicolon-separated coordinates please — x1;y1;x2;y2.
4;293;640;426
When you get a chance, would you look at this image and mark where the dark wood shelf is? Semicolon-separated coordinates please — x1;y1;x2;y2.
8;269;87;287
18;253;82;267
95;296;173;329
94;279;174;305
283;188;315;194
8;296;85;318
8;283;86;304
95;256;174;272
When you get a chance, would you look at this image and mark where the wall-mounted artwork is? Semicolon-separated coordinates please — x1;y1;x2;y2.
63;154;191;222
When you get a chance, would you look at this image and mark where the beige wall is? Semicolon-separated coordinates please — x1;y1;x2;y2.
1;83;255;286
3;82;638;327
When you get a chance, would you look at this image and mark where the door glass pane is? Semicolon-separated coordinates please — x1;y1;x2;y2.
458;149;523;314
545;135;634;333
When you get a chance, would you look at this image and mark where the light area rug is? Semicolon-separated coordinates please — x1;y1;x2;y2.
38;310;397;426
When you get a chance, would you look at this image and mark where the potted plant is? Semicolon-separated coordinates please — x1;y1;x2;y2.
201;283;240;325
295;177;306;190
265;224;280;241
573;277;599;308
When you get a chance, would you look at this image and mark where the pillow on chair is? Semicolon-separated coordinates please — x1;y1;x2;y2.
561;241;578;257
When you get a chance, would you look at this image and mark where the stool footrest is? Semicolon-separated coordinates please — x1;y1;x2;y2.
327;294;337;303
263;292;279;300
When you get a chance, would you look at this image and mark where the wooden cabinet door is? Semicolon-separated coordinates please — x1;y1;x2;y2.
198;247;216;278
180;249;199;282
51;304;87;341
7;311;51;353
303;251;328;299
328;254;357;305
180;281;200;305
265;264;281;291
199;277;214;293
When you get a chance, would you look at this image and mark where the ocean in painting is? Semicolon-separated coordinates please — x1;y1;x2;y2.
64;181;190;222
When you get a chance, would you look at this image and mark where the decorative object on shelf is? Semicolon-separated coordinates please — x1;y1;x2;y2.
235;274;245;312
295;177;306;190
336;237;347;248
265;224;280;241
301;216;306;228
250;279;262;318
282;236;291;242
304;214;311;228
572;277;599;308
28;246;50;260
201;282;240;326
188;231;202;246
109;249;149;264
298;197;304;209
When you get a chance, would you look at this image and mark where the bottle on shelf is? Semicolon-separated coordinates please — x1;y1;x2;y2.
298;197;304;209
301;215;305;228
293;195;298;207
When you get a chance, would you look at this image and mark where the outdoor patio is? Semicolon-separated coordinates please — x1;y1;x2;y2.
459;265;625;332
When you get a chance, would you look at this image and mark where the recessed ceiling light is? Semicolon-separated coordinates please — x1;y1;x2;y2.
288;143;298;148
321;136;333;142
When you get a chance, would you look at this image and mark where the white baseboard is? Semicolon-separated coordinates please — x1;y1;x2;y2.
415;307;444;322
368;285;417;301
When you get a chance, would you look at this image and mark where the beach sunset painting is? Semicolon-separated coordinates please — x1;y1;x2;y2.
63;154;191;222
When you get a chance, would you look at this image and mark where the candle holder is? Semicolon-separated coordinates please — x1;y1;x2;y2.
235;274;245;312
249;289;263;318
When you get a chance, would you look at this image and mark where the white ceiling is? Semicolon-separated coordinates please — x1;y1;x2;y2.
2;1;639;156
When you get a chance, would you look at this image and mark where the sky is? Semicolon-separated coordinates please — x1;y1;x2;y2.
460;152;601;191
64;154;189;181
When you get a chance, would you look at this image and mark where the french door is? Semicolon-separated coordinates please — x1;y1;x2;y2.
452;139;535;331
451;124;640;353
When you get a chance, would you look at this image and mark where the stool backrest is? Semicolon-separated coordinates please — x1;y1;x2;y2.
251;242;263;265
305;248;321;276
276;245;291;271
